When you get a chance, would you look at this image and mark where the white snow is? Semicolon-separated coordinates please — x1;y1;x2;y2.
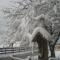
31;27;52;41
13;41;21;47
55;51;60;58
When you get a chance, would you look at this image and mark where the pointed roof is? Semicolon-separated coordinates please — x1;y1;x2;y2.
31;27;51;42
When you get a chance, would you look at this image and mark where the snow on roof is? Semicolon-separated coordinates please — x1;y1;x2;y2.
31;27;51;41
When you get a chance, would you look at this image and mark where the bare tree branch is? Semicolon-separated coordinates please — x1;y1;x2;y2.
53;32;60;47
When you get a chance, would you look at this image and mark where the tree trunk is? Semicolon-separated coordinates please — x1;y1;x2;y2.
50;46;55;57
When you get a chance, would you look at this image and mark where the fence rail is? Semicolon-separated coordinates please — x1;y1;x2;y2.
0;47;38;54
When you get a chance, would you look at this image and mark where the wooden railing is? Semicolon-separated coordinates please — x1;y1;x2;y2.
0;47;38;54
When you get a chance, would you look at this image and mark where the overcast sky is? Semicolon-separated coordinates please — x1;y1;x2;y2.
0;0;12;46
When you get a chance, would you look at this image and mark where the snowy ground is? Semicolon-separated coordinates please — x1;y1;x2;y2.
55;51;60;58
0;50;60;60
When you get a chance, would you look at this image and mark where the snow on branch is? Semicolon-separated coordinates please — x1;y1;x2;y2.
31;14;45;20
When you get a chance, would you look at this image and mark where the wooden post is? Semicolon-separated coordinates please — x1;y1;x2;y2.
43;40;48;60
38;39;48;60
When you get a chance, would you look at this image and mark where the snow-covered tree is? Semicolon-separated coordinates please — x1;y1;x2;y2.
33;0;60;57
3;0;60;58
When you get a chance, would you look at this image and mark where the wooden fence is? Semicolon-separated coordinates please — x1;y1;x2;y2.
0;47;38;54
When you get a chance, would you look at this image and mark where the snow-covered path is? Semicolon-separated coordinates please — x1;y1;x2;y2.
55;51;60;58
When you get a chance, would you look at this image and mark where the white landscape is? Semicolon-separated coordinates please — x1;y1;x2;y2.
0;0;60;60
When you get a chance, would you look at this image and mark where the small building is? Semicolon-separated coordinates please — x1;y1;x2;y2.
31;27;51;60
